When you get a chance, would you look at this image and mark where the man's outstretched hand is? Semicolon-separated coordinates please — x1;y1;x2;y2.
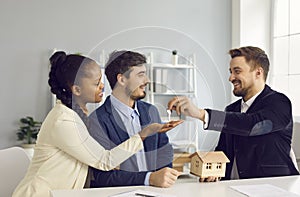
159;120;184;133
139;120;184;140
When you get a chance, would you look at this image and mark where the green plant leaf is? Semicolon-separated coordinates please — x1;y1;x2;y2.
16;116;42;144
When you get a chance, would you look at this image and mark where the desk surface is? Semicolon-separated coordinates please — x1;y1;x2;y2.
51;175;300;197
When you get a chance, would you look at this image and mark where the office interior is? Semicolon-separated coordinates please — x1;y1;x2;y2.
0;0;299;169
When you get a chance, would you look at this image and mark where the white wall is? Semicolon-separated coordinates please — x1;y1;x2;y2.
294;117;300;159
231;0;271;104
232;0;271;53
0;0;231;149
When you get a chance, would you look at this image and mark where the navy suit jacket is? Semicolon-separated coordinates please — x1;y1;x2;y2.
88;96;173;187
210;85;299;179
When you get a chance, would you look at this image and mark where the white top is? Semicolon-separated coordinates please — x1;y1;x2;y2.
13;102;143;197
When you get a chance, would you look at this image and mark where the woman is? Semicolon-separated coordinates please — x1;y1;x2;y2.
13;51;182;197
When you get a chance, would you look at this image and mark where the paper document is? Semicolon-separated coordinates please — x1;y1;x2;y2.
230;184;300;197
109;189;176;197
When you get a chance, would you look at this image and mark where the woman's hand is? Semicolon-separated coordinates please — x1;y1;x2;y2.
139;120;184;140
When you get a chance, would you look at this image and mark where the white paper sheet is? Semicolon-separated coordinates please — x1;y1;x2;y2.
230;184;300;197
109;189;176;197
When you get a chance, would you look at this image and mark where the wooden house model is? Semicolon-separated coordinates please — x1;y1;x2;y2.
189;151;230;178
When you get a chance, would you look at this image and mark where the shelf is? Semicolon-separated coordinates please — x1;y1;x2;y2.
171;140;198;149
147;63;194;69
146;53;198;155
152;91;195;96
161;116;180;122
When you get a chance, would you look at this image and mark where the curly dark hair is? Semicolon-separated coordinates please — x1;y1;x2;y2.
105;50;147;89
48;51;95;126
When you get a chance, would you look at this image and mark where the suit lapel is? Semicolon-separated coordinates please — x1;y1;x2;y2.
137;101;158;155
102;96;139;171
104;96;130;144
137;100;151;127
234;102;241;112
246;85;271;114
227;98;242;113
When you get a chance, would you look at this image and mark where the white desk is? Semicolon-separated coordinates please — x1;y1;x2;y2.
51;175;300;197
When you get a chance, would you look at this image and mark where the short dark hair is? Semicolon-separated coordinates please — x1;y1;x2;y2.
229;46;270;81
105;50;147;89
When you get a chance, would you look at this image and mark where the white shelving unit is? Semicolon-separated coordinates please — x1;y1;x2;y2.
145;53;198;153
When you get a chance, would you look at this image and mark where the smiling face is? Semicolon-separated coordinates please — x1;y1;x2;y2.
75;62;104;104
229;56;258;101
123;65;150;101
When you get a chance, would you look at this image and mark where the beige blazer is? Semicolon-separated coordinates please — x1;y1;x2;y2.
13;102;143;197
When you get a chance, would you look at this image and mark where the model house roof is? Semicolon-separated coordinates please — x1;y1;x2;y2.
190;151;230;163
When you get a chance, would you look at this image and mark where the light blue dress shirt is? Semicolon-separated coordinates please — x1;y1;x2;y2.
110;95;151;185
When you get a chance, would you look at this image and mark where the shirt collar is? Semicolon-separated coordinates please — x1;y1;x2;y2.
241;89;263;108
110;94;140;117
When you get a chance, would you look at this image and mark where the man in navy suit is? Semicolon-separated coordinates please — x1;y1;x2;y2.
168;46;299;181
89;50;180;188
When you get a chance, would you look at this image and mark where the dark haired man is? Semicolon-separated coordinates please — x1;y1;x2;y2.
168;46;299;181
89;51;180;188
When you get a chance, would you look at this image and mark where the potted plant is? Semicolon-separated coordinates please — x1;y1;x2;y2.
17;116;42;148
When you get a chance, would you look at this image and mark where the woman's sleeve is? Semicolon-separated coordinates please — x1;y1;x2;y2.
51;115;143;171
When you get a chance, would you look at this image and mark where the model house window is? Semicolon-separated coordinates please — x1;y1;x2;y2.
205;163;212;169
272;0;300;116
195;160;199;168
216;163;222;169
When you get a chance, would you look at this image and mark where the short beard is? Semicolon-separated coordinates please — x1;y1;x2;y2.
233;89;247;98
130;91;146;101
